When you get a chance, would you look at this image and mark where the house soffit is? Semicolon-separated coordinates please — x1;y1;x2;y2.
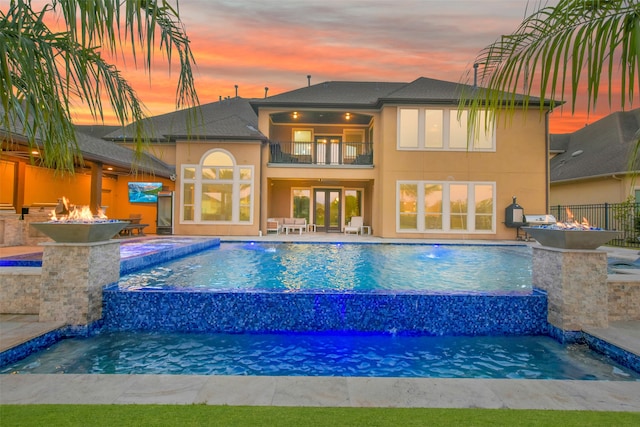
269;111;373;125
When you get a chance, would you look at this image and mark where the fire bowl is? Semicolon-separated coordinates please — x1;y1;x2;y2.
522;226;620;250
30;221;129;243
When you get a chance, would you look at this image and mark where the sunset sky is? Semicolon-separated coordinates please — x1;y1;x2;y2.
62;0;632;134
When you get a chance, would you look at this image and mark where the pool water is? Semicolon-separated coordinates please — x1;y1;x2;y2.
3;331;638;380
115;243;532;293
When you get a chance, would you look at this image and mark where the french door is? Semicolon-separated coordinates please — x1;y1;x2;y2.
313;189;341;232
315;136;341;165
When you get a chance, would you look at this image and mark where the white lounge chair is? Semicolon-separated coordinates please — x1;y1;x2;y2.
344;216;363;234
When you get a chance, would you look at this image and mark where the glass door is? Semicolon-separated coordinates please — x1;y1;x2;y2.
313;189;341;232
315;136;341;165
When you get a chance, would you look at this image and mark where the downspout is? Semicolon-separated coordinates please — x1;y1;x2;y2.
259;139;265;236
545;110;550;211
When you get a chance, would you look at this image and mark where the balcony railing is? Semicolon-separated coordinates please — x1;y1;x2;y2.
269;141;373;165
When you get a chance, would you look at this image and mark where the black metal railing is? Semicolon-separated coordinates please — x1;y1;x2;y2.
550;202;640;248
269;141;373;165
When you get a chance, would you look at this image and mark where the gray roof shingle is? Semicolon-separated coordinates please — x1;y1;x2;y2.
252;81;406;108
104;97;264;142
550;109;640;182
0;115;174;177
74;130;175;176
251;77;543;109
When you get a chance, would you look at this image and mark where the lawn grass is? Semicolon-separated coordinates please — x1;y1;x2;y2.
1;405;639;426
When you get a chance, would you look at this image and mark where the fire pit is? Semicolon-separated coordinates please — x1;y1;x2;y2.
521;226;619;250
522;209;619;250
30;197;128;243
30;221;128;243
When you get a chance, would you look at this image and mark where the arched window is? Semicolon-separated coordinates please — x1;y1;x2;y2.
181;149;253;223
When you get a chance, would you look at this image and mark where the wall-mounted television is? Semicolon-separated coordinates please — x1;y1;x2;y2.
128;182;163;203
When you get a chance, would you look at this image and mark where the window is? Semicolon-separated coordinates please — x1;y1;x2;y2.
293;129;312;156
398;108;495;151
424;184;443;229
397;181;495;233
425;110;443;148
292;188;310;222
475;184;494;230
344;130;365;163
181;150;254;223
398;109;419;148
399;183;418;229
344;189;363;224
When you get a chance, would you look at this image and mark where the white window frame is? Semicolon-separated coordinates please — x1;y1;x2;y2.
397;107;496;151
293;129;313;156
396;180;496;233
180;149;254;224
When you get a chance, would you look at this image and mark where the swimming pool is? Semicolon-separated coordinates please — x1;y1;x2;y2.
114;242;532;293
3;331;638;380
1;239;638;381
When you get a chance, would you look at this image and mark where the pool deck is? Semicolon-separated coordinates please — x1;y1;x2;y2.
1;235;640;410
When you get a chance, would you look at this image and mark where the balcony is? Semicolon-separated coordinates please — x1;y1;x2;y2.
269;141;373;166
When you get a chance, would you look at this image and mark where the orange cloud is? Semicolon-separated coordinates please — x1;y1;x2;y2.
36;0;633;137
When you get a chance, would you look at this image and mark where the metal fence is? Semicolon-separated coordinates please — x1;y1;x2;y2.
550;202;640;248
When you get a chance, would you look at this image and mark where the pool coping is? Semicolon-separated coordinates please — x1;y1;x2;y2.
1;373;639;410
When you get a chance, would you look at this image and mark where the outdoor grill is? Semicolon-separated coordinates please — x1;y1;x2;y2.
504;196;557;240
524;214;557;226
521;214;557;241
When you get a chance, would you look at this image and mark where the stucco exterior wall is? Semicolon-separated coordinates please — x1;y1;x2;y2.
550;176;635;205
172;140;263;236
1;156;172;235
110;177;174;234
377;107;548;239
0;160;15;206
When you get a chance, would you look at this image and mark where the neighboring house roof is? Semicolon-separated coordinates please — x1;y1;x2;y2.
549;108;640;183
549;133;570;154
104;97;265;142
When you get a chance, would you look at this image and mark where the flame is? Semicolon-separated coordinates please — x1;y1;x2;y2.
565;207;574;222
553;208;594;230
49;197;109;223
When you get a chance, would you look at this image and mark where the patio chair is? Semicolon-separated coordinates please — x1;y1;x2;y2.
266;218;281;234
344;216;363;234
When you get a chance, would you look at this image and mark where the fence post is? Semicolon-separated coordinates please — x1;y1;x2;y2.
604;203;609;230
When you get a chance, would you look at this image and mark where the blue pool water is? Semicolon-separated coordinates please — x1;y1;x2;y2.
3;331;638;380
115;243;532;293
1;239;638;379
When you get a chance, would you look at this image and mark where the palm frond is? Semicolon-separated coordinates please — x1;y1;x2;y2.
1;0;200;173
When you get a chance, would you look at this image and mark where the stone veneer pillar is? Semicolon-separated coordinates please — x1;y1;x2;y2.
532;245;608;331
39;240;120;325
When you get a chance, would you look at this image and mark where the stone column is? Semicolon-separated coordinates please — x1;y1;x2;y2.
532;245;608;331
0;213;23;246
39;240;120;325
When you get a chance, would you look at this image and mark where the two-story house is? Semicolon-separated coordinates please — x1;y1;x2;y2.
252;77;549;239
2;76;551;241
